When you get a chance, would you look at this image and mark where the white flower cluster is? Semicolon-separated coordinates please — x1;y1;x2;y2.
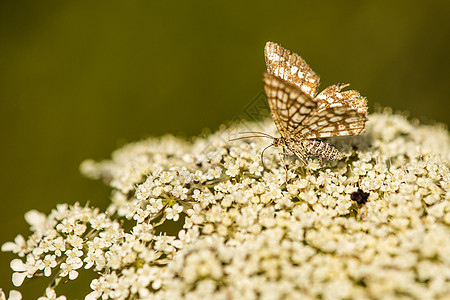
3;110;450;299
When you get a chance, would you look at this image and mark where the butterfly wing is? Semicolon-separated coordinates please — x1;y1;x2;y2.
294;105;368;139
265;42;320;98
264;42;368;141
315;83;368;115
296;82;368;139
263;73;317;139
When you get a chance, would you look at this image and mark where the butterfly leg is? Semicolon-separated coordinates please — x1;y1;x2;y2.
318;156;324;168
291;149;311;175
279;150;289;183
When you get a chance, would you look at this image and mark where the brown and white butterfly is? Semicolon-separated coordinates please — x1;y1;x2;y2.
242;42;368;173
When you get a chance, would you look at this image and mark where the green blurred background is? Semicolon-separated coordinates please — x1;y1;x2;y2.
1;0;449;297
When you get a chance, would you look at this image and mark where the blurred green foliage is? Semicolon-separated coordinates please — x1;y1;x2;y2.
1;0;449;297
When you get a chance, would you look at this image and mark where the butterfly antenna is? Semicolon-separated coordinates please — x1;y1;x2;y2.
229;135;274;142
238;131;276;139
260;144;274;169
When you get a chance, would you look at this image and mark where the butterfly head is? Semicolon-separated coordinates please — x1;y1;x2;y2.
272;137;285;148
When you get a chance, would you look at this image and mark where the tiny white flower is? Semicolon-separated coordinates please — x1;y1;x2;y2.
10;259;28;287
165;204;183;221
60;258;82;280
1;235;27;256
37;288;66;300
160;171;174;184
225;163;239;177
249;161;263;175
152;186;164;197
40;254;57;277
0;290;22;300
133;208;150;223
67;235;83;250
11;272;27;287
24;210;48;234
171;185;189;200
147;198;164;214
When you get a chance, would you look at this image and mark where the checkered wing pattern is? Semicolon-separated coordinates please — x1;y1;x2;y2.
265;42;320;98
315;83;368;115
263;73;317;139
264;42;368;140
263;73;367;140
295;105;368;139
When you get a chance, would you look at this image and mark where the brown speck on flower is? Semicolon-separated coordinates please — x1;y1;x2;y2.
351;188;370;205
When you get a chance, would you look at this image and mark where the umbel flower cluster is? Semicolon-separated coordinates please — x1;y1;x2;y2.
2;109;450;300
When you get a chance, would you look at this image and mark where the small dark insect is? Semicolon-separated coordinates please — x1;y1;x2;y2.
351;189;370;205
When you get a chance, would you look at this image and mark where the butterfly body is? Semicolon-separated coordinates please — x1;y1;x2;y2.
263;42;368;170
273;137;345;164
297;139;345;161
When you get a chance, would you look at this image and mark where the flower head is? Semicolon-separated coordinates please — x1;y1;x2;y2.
4;111;450;299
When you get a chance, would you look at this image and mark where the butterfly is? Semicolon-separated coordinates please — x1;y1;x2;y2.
240;42;368;175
